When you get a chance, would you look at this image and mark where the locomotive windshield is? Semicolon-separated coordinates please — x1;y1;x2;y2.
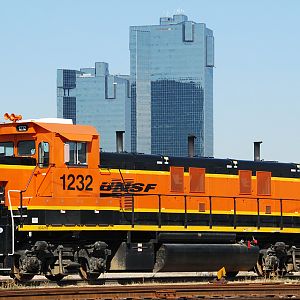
0;142;13;157
17;140;36;156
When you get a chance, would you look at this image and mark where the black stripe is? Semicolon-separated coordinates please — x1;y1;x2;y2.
100;152;300;178
0;157;36;166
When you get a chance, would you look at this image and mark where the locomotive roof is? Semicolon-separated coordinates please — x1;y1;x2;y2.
100;152;300;178
0;120;99;141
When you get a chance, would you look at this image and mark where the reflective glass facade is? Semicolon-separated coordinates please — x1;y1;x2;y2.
130;14;214;157
62;96;76;124
57;62;131;152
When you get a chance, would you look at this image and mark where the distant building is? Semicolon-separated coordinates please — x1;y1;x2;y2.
57;62;131;152
130;14;214;157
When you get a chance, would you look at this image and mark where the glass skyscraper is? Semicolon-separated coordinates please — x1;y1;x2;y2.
57;62;131;152
130;14;214;157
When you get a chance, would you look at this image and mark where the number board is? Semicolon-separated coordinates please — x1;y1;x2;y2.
60;174;93;191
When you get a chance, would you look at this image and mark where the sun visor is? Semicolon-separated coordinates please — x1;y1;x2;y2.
59;133;93;142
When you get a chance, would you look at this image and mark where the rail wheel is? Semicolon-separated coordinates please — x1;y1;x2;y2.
79;261;100;281
254;250;267;277
45;274;65;281
254;255;285;278
12;257;34;282
254;261;264;277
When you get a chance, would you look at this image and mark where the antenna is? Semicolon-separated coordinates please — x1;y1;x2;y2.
175;8;185;15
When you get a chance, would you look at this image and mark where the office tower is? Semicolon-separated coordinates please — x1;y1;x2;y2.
57;62;131;152
130;14;214;157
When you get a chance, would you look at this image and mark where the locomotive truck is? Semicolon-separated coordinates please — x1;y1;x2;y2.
0;113;300;282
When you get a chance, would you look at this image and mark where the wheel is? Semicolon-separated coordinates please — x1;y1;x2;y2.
45;274;65;281
254;256;283;278
12;258;34;283
79;261;100;281
254;261;264;277
254;250;266;277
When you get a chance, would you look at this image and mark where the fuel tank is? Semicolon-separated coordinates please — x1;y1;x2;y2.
154;243;259;272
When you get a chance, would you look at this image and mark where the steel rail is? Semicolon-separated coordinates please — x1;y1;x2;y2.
1;282;300;299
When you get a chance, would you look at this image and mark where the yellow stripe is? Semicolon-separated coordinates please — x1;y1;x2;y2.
18;224;300;233
272;177;300;182
11;206;299;217
18;206;121;211
0;164;35;170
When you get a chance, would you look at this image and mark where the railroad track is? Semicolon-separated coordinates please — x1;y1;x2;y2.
0;272;259;287
1;271;300;288
1;282;300;299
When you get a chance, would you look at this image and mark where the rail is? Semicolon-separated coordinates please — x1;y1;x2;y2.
1;282;300;299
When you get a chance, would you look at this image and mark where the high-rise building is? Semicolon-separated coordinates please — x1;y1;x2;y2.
57;62;131;152
130;14;214;157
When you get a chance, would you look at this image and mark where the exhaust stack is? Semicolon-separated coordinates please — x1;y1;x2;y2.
188;135;196;157
254;141;262;161
116;131;125;153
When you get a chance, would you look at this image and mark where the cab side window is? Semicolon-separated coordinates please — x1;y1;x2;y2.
38;142;49;167
18;141;35;156
0;142;14;157
64;142;87;165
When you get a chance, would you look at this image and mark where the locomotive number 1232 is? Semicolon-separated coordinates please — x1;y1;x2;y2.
60;174;93;191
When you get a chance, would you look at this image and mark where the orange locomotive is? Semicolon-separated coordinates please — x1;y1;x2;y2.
0;114;300;281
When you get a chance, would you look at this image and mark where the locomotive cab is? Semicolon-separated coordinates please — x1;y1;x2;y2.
0;116;108;280
0;117;100;204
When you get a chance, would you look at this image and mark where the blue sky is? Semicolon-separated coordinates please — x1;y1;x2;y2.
0;0;299;162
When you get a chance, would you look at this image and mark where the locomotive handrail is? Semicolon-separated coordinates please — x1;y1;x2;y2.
280;199;283;230
111;192;300;230
233;197;237;229
103;191;300;202
7;190;20;256
257;198;260;229
35;163;55;195
18;164;54;224
18;165;38;225
158;195;162;228
22;164;39;193
209;196;212;229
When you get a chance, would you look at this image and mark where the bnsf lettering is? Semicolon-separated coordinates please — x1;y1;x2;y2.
100;182;157;193
130;183;144;192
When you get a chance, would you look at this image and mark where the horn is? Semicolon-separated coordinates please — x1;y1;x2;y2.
4;113;23;122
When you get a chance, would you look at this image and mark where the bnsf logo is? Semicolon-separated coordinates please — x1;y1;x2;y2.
100;182;157;193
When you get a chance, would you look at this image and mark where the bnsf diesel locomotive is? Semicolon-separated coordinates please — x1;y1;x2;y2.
1;114;300;282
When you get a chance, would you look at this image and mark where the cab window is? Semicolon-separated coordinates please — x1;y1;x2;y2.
38;142;49;167
64;142;87;165
18;141;35;156
0;142;14;157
